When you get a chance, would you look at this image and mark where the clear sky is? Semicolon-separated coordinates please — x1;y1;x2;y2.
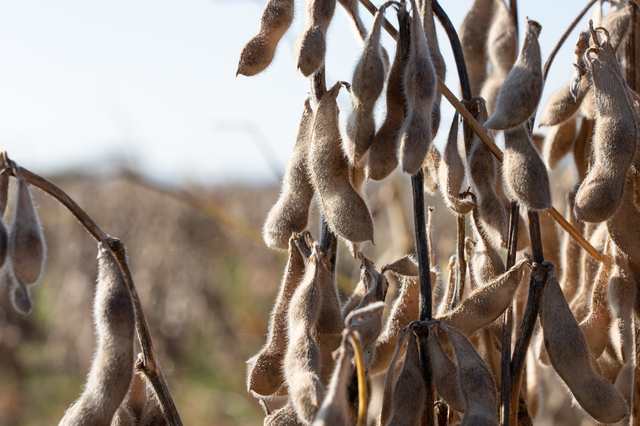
0;0;599;184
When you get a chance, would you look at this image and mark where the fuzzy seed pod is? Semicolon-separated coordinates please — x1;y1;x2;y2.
308;82;374;243
438;258;528;336
422;145;440;195
487;0;517;74
538;84;581;127
427;327;465;412
468;209;506;286
7;267;32;315
540;266;628;423
559;189;582;303
367;5;410;181
502;124;552;210
602;4;633;53
574;42;638;223
341;255;387;319
263;100;315;249
247;237;306;397
399;0;437;175
60;242;135;426
459;0;495;96
607;175;640;272
10;177;46;286
386;331;426;425
379;329;410;425
296;0;337;76
264;402;304;426
345;301;385;366
345;2;395;166
578;252;613;358
441;323;498;426
485;19;543;130
438;113;475;214
573;117;593;180
237;0;294;76
479;73;505;117
543;115;577;169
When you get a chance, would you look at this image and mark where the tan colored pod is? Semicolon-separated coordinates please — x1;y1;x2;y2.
485;19;543;130
341;255;387;319
607;175;640;275
308;82;374;243
236;0;294;76
368;5;410;181
438;258;528;336
559;189;582;303
379;329;410;425
538;83;581;127
574;42;638;223
263;100;315;250
441;323;498;426
284;247;326;423
543;115;577;169
345;302;385;367
459;0;495;96
469;206;506;287
7;266;32;315
602;4;633;53
264;401;304;426
60;242;135;426
540;267;628;424
502;124;552;210
427;327;465;412
10;177;46;286
296;0;337;76
573;117;593;181
486;0;517;74
399;0;437;175
422;145;440;195
479;73;504;117
247;237;306;397
438;113;475;214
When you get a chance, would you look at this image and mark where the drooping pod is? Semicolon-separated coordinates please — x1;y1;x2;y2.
398;0;437;175
502;124;552;210
345;1;396;166
543;115;577;169
569;31;592;101
284;247;326;423
573;117;593;181
341;255;387;319
337;0;390;70
296;0;337;76
485;19;543;130
422;145;440;195
263;100;315;250
538;83;581;127
602;4;633;53
60;242;135;426
247;236;306;398
236;0;294;76
438;258;529;336
540;266;628;424
344;301;385;365
7;267;32;315
479;73;505;117
459;0;495;95
308;82;374;243
264;402;304;426
386;331;426;425
440;323;498;426
468;207;506;286
427;326;465;412
367;4;410;181
607;175;640;272
9;177;46;286
559;188;582;303
486;0;517;75
379;329;410;425
574;41;638;223
437;113;475;214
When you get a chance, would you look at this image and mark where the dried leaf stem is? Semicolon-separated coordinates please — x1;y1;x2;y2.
2;154;183;426
348;331;368;426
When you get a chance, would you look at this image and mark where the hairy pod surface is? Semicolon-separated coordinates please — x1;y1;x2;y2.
263;100;315;249
538;83;581;127
479;73;505;117
468;210;506;286
428;327;465;412
296;0;337;76
459;0;495;95
602;4;633;53
438;113;474;214
10;177;46;286
486;0;517;74
502;124;552;210
541;267;628;423
422;145;440;195
312;336;354;425
560;189;582;303
578;253;613;358
247;237;306;397
485;19;543;130
341;255;387;319
367;5;410;180
7;267;32;315
543;115;577;169
237;0;294;76
418;0;445;139
379;330;409;425
345;302;385;367
399;0;436;175
607;175;640;272
573;117;593;180
60;242;135;426
308;82;374;243
264;402;304;426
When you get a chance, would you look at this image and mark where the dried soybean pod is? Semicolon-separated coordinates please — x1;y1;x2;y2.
264;402;304;426
487;0;517;74
247;237;306;397
607;175;640;272
399;0;437;175
10;177;46;286
312;335;355;425
368;4;410;181
438;113;475;214
540;267;628;423
602;4;632;52
263;100;315;250
574;43;638;223
345;1;395;166
8;268;32;315
459;0;495;96
478;74;504;117
345;302;385;366
438;258;529;336
467;221;505;287
284;248;325;423
579;250;613;358
387;332;426;426
560;189;582;303
538;83;581;127
296;0;337;76
543;116;577;169
308;82;374;243
485;19;543;130
441;323;498;426
236;0;294;76
379;329;410;425
59;242;135;426
502;124;552;210
422;145;440;195
427;327;465;412
573;117;593;181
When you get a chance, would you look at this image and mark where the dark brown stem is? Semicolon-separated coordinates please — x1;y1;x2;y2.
509;0;519;50
500;202;519;425
454;214;466;306
5;157;183;426
358;0;399;38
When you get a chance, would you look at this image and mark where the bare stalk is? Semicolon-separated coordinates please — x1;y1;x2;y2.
455;214;466;306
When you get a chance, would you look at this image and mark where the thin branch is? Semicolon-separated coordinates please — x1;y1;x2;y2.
4;155;182;426
510;0;519;50
454;214;466;306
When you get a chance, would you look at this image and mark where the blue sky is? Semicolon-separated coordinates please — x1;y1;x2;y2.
0;0;599;184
